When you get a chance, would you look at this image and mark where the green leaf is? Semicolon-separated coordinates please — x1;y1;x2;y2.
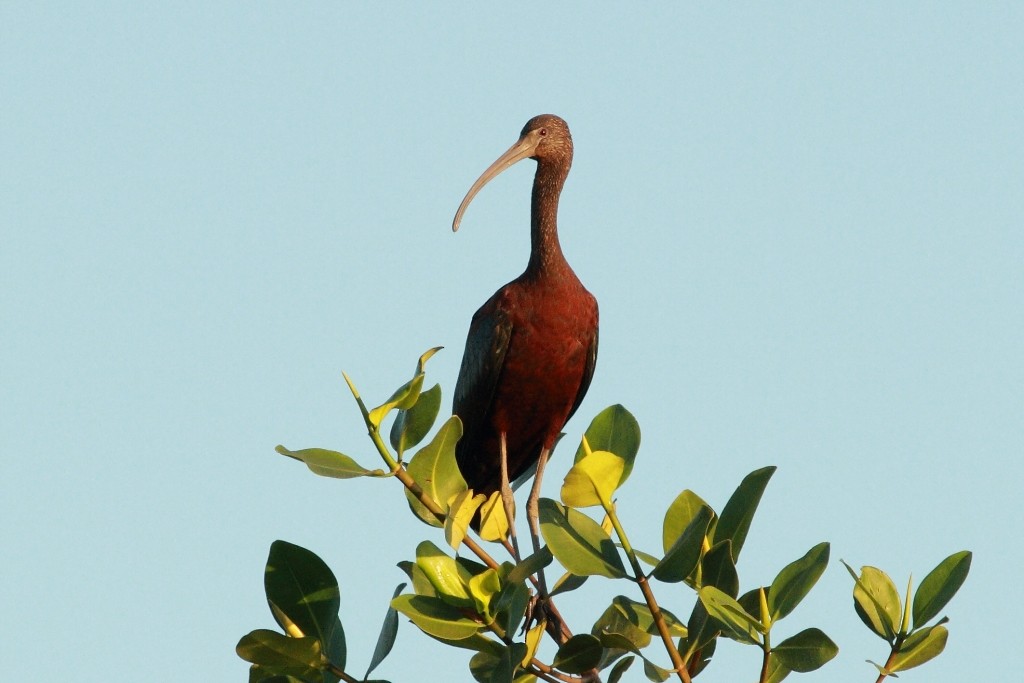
445;490;486;550
913;551;971;628
842;562;901;641
698;586;763;645
368;373;425;429
507;547;554;585
763;654;791;683
264;541;346;670
276;445;381;479
714;466;775;562
404;415;467;526
493;579;531;637
390;383;442;457
364;583;406;679
680;600;720;663
477;490;510;542
652;505;713;584
574;405;641;488
550;571;588;597
662;490;714;554
391;594;480;640
561;449;625;508
607;656;635;683
771;628;838;672
414;541;474;609
539;499;627;578
611;595;687;638
553;634;603;674
890;624;948;671
701;540;739;597
642;658;671;682
236;629;322;669
467;568;502;621
769;542;830;621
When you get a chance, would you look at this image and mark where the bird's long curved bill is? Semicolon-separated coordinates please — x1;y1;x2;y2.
452;134;539;232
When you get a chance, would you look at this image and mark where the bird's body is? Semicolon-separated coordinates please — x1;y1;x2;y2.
450;114;598;504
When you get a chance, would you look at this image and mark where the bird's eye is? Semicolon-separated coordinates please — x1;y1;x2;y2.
539;128;548;137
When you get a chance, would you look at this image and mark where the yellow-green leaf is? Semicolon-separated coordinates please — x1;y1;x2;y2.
561;450;625;508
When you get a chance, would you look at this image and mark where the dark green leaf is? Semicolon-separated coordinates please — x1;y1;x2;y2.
682;599;720;661
236;629;322;669
364;583;405;679
769;542;830;621
662;490;714;554
714;466;775;562
539;499;627;578
391;594;480;640
701;540;739;597
891;624;948;671
912;551;971;628
264;541;345;670
772;628;838;672
493;580;530;636
607;656;635;683
507;547;554;585
642;658;671;682
652;506;713;584
276;446;381;479
573;405;641;488
404;416;467;526
763;654;791;683
550;571;588;596
554;634;603;674
390;383;442;457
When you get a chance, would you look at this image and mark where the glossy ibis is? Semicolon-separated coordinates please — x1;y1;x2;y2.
451;114;599;558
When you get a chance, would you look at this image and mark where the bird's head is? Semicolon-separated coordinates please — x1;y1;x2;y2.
453;114;573;232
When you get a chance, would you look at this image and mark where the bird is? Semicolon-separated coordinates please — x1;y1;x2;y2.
451;114;599;556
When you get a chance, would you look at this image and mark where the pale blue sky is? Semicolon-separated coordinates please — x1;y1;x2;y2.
2;3;1021;681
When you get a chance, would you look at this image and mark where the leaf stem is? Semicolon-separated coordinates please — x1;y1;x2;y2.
605;503;692;683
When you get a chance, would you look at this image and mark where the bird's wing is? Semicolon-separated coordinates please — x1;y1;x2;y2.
566;321;598;423
453;299;513;449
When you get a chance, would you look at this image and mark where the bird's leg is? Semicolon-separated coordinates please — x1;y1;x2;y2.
526;446;551;597
499;432;521;562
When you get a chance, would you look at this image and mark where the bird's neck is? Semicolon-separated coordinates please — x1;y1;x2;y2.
527;161;570;276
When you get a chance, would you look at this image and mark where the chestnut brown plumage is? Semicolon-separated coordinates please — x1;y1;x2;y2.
451;115;598;539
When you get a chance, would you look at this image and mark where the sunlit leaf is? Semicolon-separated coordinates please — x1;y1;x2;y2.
445;490;486;550
391;594;480;640
890;624;948;671
771;628;838;672
561;450;625;508
390;383;442;457
913;551;971;628
477;490;510;542
574;405;641;488
539;499;627;578
236;629;322;669
698;586;763;645
276;445;381;479
550;571;588;597
652;505;713;584
364;583;406;679
714;466;775;562
467;568;501;621
662;489;714;554
414;541;474;609
404;416;466;526
264;541;346;670
769;542;830;621
554;634;603;674
368;373;425;429
842;562;901;641
524;619;546;666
